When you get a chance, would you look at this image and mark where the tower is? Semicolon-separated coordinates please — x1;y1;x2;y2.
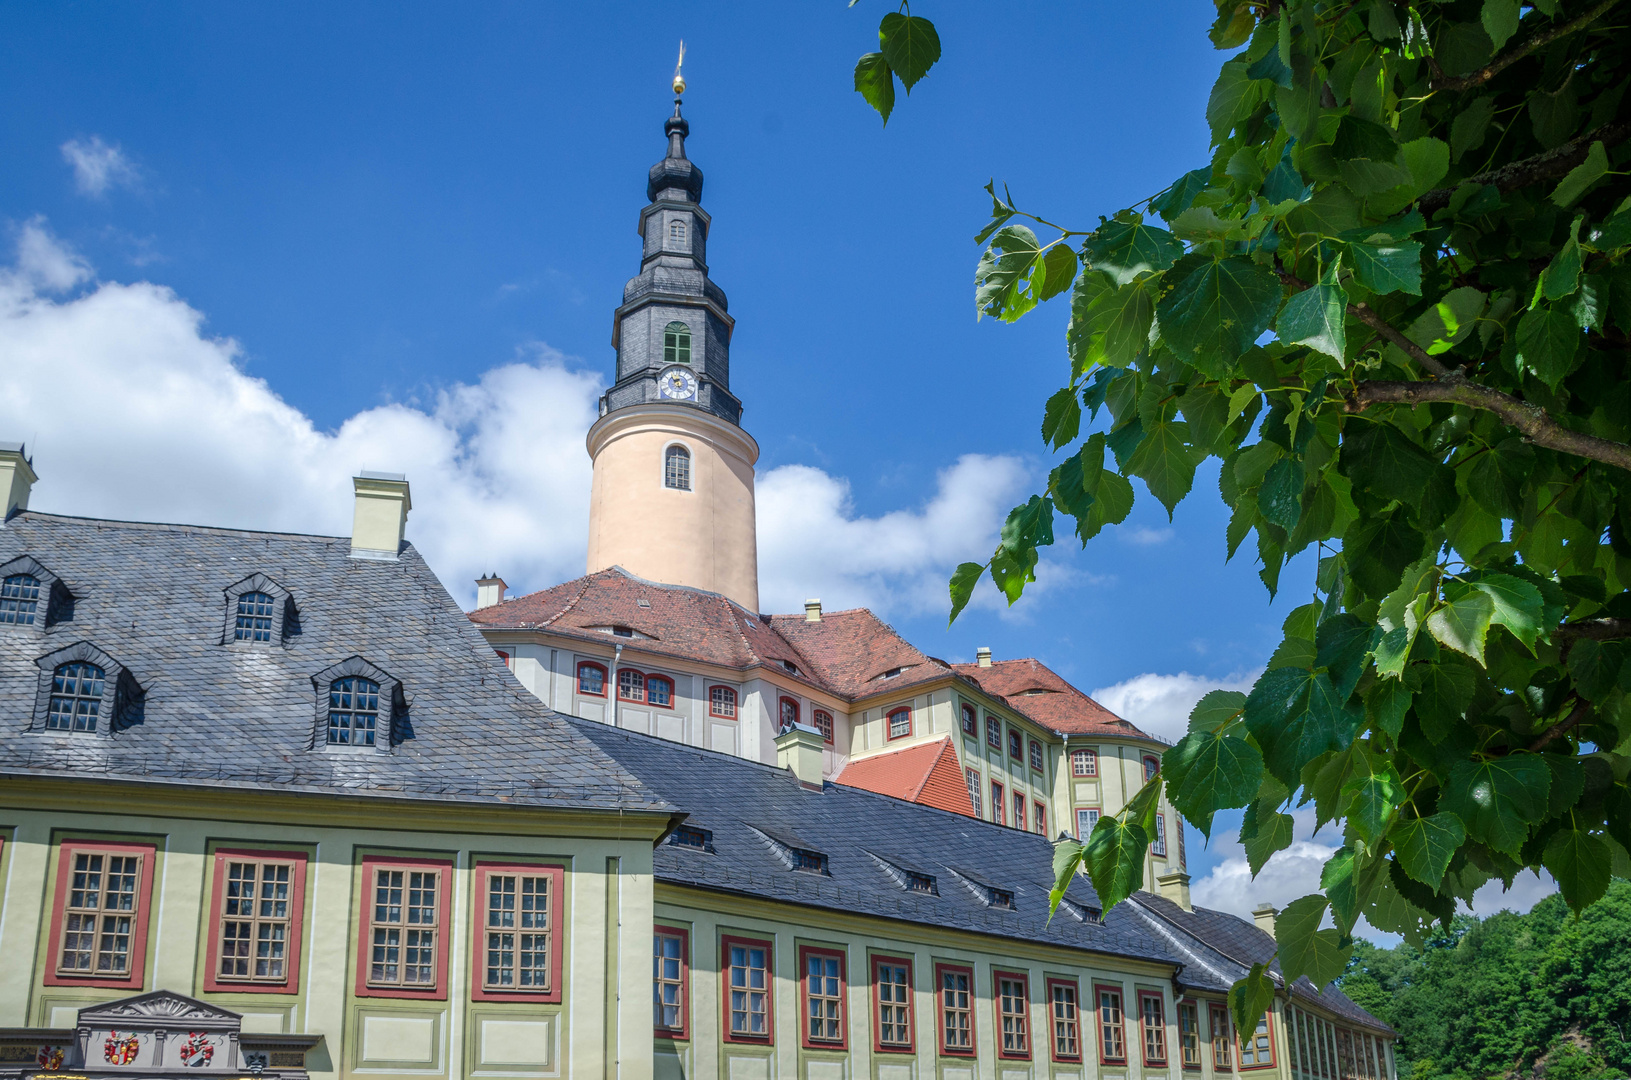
585;73;761;612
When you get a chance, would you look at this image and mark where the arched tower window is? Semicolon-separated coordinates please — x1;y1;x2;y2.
669;220;686;242
664;445;692;491
663;321;691;364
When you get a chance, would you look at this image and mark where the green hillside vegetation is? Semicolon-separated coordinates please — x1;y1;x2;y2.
1339;877;1631;1080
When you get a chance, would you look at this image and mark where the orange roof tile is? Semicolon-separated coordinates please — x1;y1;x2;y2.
835;737;975;817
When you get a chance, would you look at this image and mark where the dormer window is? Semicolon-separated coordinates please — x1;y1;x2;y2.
752;825;828;875
234;591;276;642
780;659;800;676
951;867;1016;910
611;625;634;638
880;667;903;680
663;321;692;364
905;871;935;893
664;445;692;491
1;574;40;624
47;661;104;731
33;641;139;735
310;657;400;752
669;825;713;851
791;849;828;874
868;852;940;895
327;677;380;746
223;573;294;647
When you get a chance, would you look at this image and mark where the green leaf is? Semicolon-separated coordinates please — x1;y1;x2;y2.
1341;764;1402;847
1543;826;1612;913
1242;798;1295;875
1345;513;1426;599
948;561;983;624
1229;964;1277;1046
1367;677;1413;737
1317;614;1382;701
1321;846;1361;934
1155;256;1283;375
1481;0;1521;50
1151;167;1212;223
1041;387;1081;450
1244;666;1360;785
1048;838;1084;918
1347;240;1423;295
1467;573;1545;653
1189;689;1248;734
1340;424;1440;505
1081;218;1183;286
1515;304;1582;390
1258;458;1305;532
1415;660;1477;743
1039;242;1078;303
1427;590;1497;665
1070;275;1155;371
1126;417;1199;516
1084;804;1151;910
853;52;896;124
877;12;940;92
1552;141;1610;207
1390;812;1466;889
1277;260;1349;363
976;225;1045;322
1164;730;1264;839
1278;895;1353;989
1451;96;1497;162
1442;756;1551;856
1207;60;1261;143
1543;222;1583;301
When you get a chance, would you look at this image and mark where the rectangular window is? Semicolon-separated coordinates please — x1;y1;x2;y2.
709;685;737;718
1097;984;1127;1063
723;935;773;1043
936;963;975;1055
654;926;689;1039
1034;802;1047;836
474;864;563;1001
47;840;155;990
576;661;606;696
1211;1004;1233;1070
1013;794;1027;831
986;716;1001;749
997;971;1031;1060
1240;1012;1275;1068
887;707;912;740
966;768;982;817
1049;978;1081;1062
991;782;1005;826
799;946;846;1049
1141;991;1168;1064
1008;729;1023;760
961;705;978;737
1179;1001;1201;1068
355;856;450;999
1153;813;1168;857
1029;739;1044;771
206;849;308;993
872;956;914;1053
1076;807;1101;839
1072;748;1097;776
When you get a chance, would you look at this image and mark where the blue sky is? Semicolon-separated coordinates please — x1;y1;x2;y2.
0;3;1556;922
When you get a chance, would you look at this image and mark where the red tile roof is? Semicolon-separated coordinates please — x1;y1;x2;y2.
835;737;975;816
950;658;1158;742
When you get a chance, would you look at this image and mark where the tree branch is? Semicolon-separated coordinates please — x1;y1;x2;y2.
1527;697;1593;752
1418;119;1631;216
1556;617;1631;641
1431;0;1622;92
1345;378;1631;472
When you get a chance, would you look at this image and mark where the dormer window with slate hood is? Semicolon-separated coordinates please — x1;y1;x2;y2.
950;866;1016;910
749;825;829;876
223;573;297;646
868;852;939;895
31;641;143;736
0;555;74;631
310;656;405;753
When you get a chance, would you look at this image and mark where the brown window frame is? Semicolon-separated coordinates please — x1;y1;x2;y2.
798;944;847;1050
1144;754;1161;781
721;934;775;1045
995;969;1032;1061
204;847;308;993
1238;1008;1277;1069
654;924;690;1040
354;855;452;1000
778;697;800;731
471;862;564;1003
1034;801;1048;836
1013;793;1027;831
935;962;976;1056
1096;983;1128;1064
576;661;607;697
1211;1003;1233;1070
871;954;915;1054
1047;977;1082;1063
1140;989;1168;1065
47;840;155;989
1179;1000;1202;1069
812;709;835;745
1029;738;1044;771
708;685;737;719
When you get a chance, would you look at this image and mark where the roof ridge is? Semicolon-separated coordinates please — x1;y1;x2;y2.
8;510;349;544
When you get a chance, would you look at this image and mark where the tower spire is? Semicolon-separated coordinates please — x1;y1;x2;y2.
667;41;689;160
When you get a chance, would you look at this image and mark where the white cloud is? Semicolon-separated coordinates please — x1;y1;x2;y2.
1091;669;1260;744
0;220;1027;616
1465;869;1556;918
1120;525;1174;545
60;136;141;197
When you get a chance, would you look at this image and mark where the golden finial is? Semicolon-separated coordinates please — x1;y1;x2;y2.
672;40;686;95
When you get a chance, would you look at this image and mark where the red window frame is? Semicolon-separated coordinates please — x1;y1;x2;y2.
203;846;308;994
986;715;1001;749
1140;990;1169;1065
470;861;565;1003
1047;977;1083;1063
994;969;1032;1061
354;853;453;1000
961;703;977;737
1034;801;1048;836
708;685;737;719
871;954;915;1054
1072;748;1097;776
721;934;775;1045
813;709;835;744
934;962;977;1057
1237;1008;1278;1069
991;782;1005;826
494;649;511;668
1179;1000;1203;1069
1144;754;1161;781
1029;738;1044;771
1210;1003;1233;1070
797;944;847;1050
779;697;800;730
45;838;157;989
576;661;607;697
1013;794;1027;831
1096;982;1128;1064
886;706;912;741
1008;729;1023;760
965;769;982;817
654;924;691;1040
644;673;676;709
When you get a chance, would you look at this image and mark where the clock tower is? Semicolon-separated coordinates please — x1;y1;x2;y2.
584;82;761;611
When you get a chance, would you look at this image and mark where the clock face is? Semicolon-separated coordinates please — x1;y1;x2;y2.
659;366;699;402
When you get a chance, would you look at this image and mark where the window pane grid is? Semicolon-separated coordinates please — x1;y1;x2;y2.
1072;748;1097;776
484;873;551;991
217;860;292;982
728;944;769;1037
57;852;138;975
663;322;692;364
577;663;605;695
1143;994;1168;1062
1212;1006;1233;1069
368;868;439;988
940;969;972;1051
654;932;685;1031
1100;989;1125;1061
813;710;834;744
664;445;692;490
805;953;842;1043
619;669;646;701
986;716;1001;748
710;686;737;717
1029;740;1043;770
877;963;911;1047
328;676;380;746
888;708;910;738
1052;984;1080;1059
47;661;104;732
234;590;276;641
966;769;982;817
1180;1002;1201;1067
1000;977;1029;1055
0;573;40;624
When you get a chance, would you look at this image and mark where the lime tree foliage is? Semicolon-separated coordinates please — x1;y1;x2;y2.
1340;879;1631;1079
852;0;1631;1034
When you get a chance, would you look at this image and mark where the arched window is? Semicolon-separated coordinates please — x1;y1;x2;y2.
47;661;104;731
618;669;646;702
961;703;977;737
1143;755;1160;782
1029;738;1044;771
234;590;276;641
1071;748;1097;777
1;573;40;625
813;709;834;745
986;716;1002;749
327;676;380;746
778;697;799;733
577;662;607;696
709;685;738;718
886;707;911;741
669;220;686;242
646;674;675;708
663;321;691;364
1008;729;1023;760
664;445;692;491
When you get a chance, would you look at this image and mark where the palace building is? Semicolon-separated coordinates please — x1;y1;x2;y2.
0;88;1394;1080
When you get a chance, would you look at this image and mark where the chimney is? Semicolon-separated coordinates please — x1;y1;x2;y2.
804;598;822;623
976;646;992;668
1253;902;1278;939
476;574;508;609
775;724;825;790
1158;871;1193;912
0;442;38;522
351;472;412;560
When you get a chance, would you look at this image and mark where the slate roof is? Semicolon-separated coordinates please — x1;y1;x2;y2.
834;736;975;815
0;512;668;815
951;658;1161;742
571;717;1183;966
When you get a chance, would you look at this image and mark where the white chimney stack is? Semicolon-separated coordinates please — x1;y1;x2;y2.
476;575;508;609
1253;902;1278;939
351;472;411;560
804;598;822;623
977;646;992;668
0;442;38;522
